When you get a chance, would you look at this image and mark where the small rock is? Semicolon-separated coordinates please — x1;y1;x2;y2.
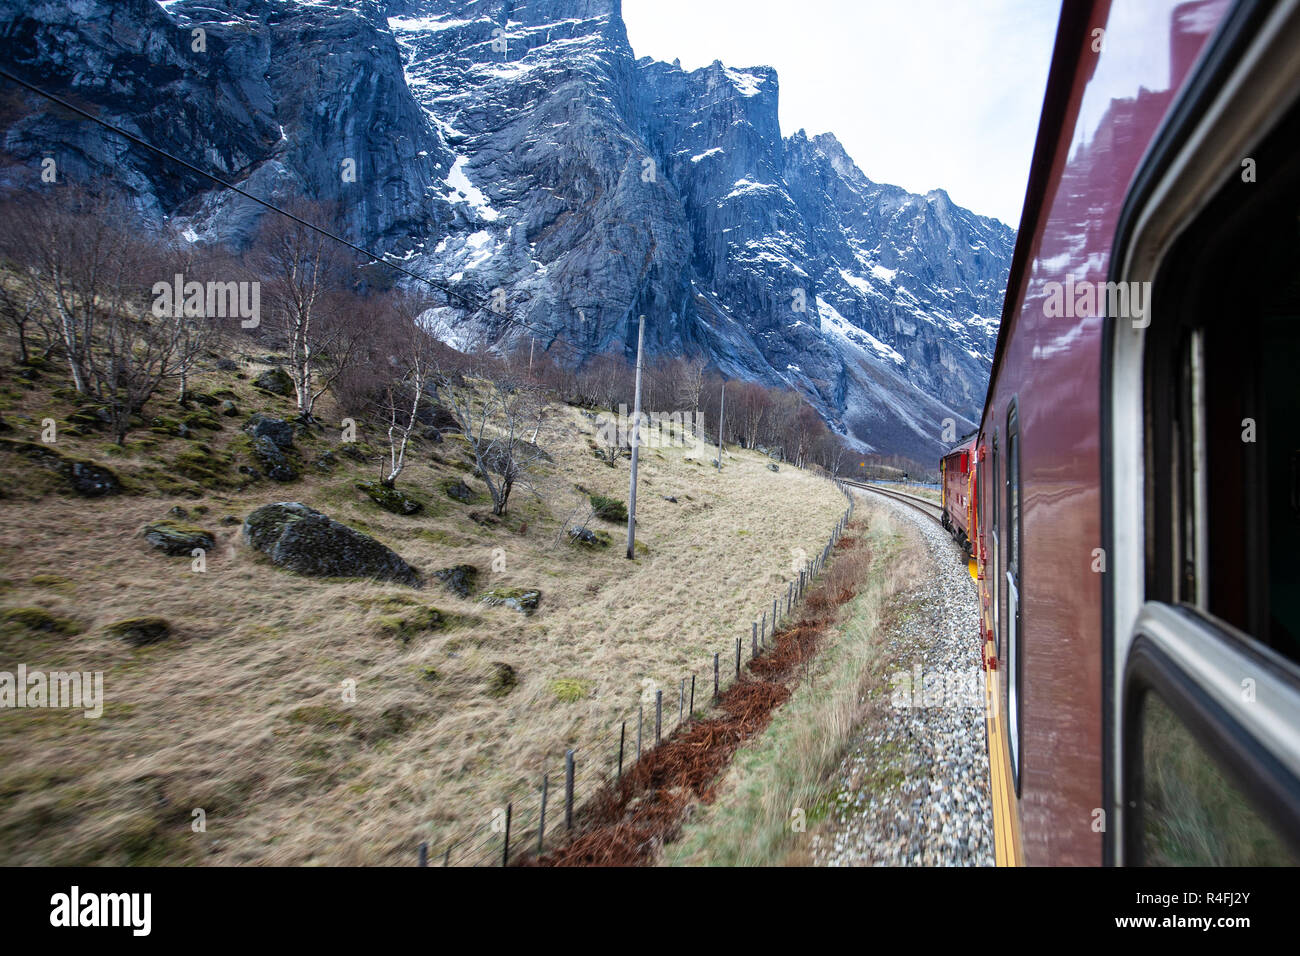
433;564;479;598
143;520;215;556
481;587;540;615
355;479;422;516
443;478;475;503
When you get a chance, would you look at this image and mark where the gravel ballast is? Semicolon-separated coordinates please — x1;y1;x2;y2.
813;491;993;867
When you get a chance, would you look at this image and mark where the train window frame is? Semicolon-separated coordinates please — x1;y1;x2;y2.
1006;403;1023;791
1121;607;1300;864
1103;0;1300;864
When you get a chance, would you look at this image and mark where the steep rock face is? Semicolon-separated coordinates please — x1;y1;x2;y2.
0;0;453;247
0;0;1014;460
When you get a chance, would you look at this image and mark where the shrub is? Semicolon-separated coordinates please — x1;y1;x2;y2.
589;494;627;523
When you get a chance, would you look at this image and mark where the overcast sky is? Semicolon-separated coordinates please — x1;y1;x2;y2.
622;0;1060;228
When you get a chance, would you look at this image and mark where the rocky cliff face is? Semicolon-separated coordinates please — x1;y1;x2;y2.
0;0;1013;460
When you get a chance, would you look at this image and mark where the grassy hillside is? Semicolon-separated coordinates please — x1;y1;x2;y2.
0;339;845;864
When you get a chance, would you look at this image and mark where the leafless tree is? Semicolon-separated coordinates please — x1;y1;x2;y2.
434;362;551;516
373;296;439;488
252;201;360;420
0;268;50;366
0;187;149;396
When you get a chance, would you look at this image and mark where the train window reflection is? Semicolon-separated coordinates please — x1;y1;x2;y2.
1139;689;1294;865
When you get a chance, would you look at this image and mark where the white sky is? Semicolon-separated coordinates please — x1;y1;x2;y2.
622;0;1060;228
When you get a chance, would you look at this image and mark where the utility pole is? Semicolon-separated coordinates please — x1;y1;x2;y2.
626;314;645;560
716;381;726;470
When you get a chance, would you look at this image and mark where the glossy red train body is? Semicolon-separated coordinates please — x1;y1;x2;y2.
958;0;1300;865
939;437;976;555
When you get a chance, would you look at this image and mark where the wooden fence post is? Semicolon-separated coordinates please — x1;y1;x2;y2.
714;652;720;699
655;689;662;745
564;750;575;830
502;802;512;867
538;773;549;854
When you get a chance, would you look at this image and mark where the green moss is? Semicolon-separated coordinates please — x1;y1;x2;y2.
377;606;447;643
485;662;518;698
173;448;237;489
285;705;355;732
549;677;593;703
355;479;424;516
28;573;72;590
0;606;81;635
105;616;171;647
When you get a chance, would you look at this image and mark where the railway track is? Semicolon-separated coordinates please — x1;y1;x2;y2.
844;481;945;525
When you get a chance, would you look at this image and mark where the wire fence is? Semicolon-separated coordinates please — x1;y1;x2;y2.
416;477;857;866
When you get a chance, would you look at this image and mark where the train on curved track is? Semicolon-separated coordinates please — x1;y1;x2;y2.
938;0;1300;866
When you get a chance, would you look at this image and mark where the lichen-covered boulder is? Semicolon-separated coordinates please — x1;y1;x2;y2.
481;587;540;615
243;502;422;587
433;564;478;598
355;479;423;515
566;526;610;548
252;367;294;396
143;520;215;556
0;439;120;497
66;460;120;496
442;478;475;503
250;434;297;482
245;413;295;450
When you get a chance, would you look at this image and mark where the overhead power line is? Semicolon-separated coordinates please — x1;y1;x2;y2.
0;64;697;387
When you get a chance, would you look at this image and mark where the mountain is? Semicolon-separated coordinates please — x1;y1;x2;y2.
0;0;1013;460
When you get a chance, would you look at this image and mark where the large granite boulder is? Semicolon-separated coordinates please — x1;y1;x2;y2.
242;502;421;587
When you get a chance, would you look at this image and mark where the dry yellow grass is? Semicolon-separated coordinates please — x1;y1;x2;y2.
663;499;924;866
0;356;845;865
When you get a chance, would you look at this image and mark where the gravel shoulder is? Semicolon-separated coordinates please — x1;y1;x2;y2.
812;491;993;867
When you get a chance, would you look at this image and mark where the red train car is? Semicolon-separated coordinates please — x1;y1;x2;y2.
971;0;1300;865
940;437;976;555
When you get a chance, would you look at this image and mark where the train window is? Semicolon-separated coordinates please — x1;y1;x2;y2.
1145;96;1300;668
1121;613;1300;866
1006;408;1022;788
1137;689;1293;865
